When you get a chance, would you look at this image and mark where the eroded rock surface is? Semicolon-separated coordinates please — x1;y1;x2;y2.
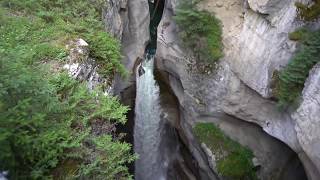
293;63;320;178
199;0;306;97
103;0;128;39
104;0;320;178
106;0;150;95
155;0;319;179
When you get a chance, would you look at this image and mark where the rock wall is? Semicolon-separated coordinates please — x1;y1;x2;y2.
200;0;309;98
103;0;128;39
103;0;150;95
155;0;320;179
102;0;320;179
292;63;320;175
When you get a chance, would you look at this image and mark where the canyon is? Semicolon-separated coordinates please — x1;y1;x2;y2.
98;0;320;179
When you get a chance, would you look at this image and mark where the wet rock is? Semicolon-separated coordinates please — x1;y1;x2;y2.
252;157;261;167
201;143;217;171
138;65;145;77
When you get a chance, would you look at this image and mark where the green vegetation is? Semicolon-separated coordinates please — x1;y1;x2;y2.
87;32;127;78
0;65;135;179
276;29;320;107
295;0;320;21
0;0;126;78
193;123;256;179
174;0;223;65
0;0;134;179
288;28;310;41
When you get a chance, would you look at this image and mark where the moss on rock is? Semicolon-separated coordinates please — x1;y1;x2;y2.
193;123;257;179
295;0;320;21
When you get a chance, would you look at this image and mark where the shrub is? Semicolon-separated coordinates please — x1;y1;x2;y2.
86;32;127;78
174;1;223;65
0;58;134;179
0;1;133;179
193;123;256;179
276;29;320;107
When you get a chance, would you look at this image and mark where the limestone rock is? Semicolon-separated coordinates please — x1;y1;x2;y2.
63;39;112;93
293;63;320;178
252;157;261;167
227;1;303;97
155;0;319;178
112;0;150;95
199;0;313;97
103;0;128;39
201;143;217;171
66;38;89;63
215;1;223;8
106;0;320;178
247;0;290;14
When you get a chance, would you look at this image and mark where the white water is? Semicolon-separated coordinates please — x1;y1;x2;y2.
134;54;167;180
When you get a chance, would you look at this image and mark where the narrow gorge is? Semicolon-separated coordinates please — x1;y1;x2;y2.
109;0;319;179
1;0;320;179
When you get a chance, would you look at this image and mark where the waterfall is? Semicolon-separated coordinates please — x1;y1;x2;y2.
134;54;167;180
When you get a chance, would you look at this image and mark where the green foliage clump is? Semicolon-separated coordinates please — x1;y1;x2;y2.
288;28;310;41
0;58;134;179
79;135;135;179
174;1;223;65
193;123;256;179
87;32;127;77
0;0;134;179
276;29;320;107
295;0;320;21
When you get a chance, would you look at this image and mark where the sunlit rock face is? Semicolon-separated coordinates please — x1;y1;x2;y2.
247;0;290;14
227;0;310;98
199;0;310;98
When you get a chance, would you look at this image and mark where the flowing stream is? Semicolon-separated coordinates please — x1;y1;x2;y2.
134;54;168;180
134;1;169;179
